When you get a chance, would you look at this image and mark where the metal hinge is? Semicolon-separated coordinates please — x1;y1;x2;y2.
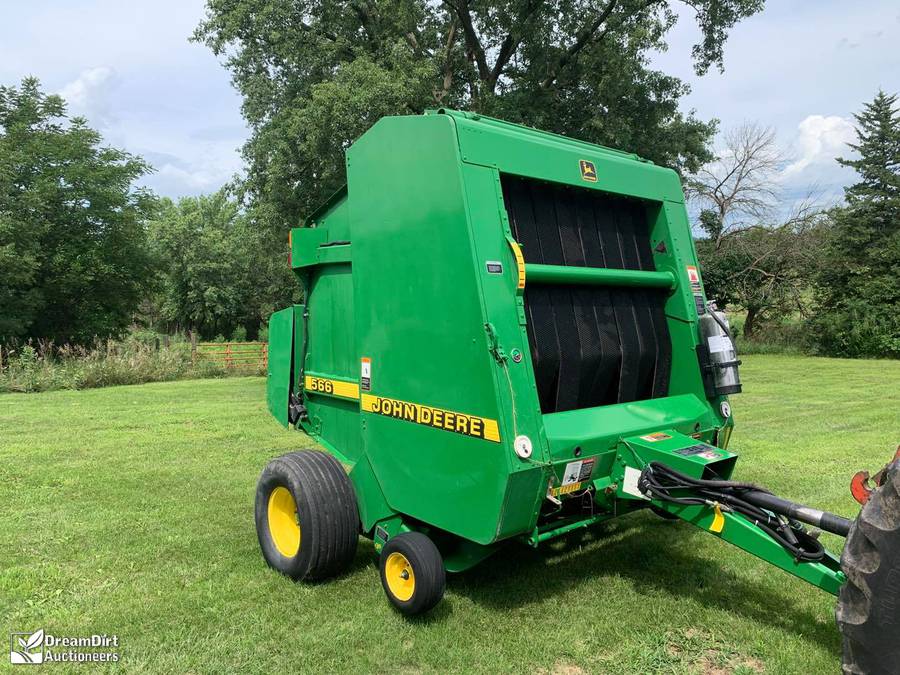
484;322;508;364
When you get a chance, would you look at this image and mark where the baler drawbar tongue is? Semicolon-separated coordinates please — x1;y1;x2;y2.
611;430;849;595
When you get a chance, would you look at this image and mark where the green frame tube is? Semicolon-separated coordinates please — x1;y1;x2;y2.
525;263;676;289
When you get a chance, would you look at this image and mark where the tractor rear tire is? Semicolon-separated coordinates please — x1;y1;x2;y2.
255;450;359;581
836;459;900;675
379;532;445;616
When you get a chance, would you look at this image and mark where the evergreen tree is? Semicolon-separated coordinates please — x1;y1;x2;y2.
837;90;900;203
811;91;900;357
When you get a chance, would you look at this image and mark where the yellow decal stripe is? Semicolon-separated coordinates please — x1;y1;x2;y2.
508;239;526;290
551;482;583;497
361;393;500;443
304;375;360;400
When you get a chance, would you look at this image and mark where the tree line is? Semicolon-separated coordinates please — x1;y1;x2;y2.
1;0;897;356
692;92;899;357
0;78;291;343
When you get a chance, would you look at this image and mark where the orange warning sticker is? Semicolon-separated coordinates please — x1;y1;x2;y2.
640;432;672;442
686;265;702;293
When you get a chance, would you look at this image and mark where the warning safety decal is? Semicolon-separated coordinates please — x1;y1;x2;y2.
361;393;501;443
640;431;672;442
686;265;706;315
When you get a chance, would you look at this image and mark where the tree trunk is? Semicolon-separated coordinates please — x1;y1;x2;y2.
743;307;759;338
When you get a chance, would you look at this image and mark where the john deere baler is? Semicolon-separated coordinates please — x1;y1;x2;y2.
254;109;897;671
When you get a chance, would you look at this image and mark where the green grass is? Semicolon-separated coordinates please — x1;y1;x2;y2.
2;355;898;673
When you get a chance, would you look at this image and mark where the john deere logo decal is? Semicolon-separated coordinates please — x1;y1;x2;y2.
361;393;500;442
579;160;597;182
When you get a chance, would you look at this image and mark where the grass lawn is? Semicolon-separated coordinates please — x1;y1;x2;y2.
1;355;898;673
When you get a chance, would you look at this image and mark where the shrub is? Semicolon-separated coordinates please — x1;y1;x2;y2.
0;336;266;393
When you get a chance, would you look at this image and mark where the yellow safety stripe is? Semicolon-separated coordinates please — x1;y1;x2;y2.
509;239;526;290
550;482;583;497
304;375;360;400
361;393;500;443
710;502;725;533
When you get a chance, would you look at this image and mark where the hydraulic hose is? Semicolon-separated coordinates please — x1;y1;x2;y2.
741;490;851;537
638;462;847;562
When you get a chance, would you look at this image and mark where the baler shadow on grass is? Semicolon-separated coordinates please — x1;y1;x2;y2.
448;515;840;656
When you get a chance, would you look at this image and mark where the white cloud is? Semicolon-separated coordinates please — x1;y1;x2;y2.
154;163;221;192
781;115;856;178
59;66;119;127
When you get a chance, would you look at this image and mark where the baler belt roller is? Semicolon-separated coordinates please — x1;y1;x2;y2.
524;264;677;290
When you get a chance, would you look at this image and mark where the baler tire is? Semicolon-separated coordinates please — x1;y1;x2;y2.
836;459;900;675
379;532;445;616
255;450;359;582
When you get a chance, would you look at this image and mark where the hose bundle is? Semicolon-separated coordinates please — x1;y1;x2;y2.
638;461;826;562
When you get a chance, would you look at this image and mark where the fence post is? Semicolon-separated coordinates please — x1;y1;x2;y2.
262;343;268;369
226;343;232;369
191;332;198;365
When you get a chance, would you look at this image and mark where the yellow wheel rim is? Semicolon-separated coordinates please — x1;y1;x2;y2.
267;486;301;557
385;552;416;602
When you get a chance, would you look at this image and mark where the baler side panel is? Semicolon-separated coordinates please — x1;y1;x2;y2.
301;262;361;463
651;203;723;405
458;162;551;539
347;115;512;545
266;306;296;427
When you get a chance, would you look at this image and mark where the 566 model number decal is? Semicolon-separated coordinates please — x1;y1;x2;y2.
304;375;360;400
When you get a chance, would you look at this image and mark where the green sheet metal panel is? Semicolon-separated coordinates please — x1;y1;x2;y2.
347;114;518;545
299;260;361;465
442;109;685;204
266;306;295;427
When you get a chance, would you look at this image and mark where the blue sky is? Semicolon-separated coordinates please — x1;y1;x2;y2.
1;1;898;207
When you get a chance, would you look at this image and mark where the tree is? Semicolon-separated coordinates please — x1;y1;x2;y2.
194;0;764;232
688;122;824;337
696;216;822;337
837;90;900;203
688;122;782;249
811;91;900;358
147;190;293;339
0;78;157;344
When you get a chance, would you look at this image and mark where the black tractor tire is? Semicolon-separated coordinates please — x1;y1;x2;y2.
837;459;900;675
379;532;446;616
255;450;359;581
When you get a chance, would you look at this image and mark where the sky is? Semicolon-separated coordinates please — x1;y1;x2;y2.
1;1;898;208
